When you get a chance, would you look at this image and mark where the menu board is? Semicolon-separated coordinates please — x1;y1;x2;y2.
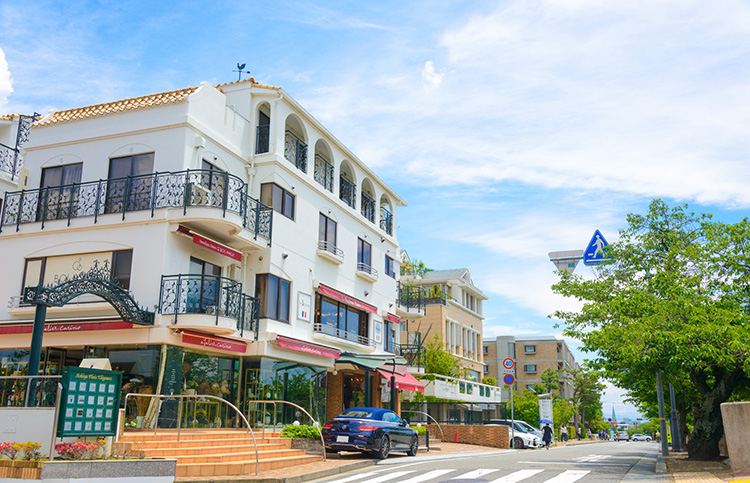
57;366;122;437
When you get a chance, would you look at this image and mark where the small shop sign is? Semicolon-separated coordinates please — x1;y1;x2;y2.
57;366;122;437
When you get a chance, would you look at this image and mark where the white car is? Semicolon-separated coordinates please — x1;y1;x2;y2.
484;420;543;449
631;434;652;442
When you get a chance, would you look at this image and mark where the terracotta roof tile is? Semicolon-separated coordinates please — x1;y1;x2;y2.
35;86;199;126
215;77;281;92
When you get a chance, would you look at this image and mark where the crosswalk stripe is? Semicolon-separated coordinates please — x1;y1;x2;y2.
543;470;590;483
452;469;500;479
365;470;415;483
487;469;544;483
399;469;454;483
322;472;378;483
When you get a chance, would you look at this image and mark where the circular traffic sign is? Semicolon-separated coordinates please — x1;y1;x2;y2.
503;374;515;386
502;358;515;370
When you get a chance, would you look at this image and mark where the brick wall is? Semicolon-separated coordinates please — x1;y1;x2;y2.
426;424;509;449
326;371;343;422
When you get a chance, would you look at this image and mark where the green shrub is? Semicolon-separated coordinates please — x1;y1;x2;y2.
412;425;427;435
280;424;321;438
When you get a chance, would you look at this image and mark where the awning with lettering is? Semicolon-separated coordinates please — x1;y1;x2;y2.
378;366;425;392
181;329;247;353
0;321;133;334
318;284;377;314
277;335;340;359
385;313;401;324
176;225;242;261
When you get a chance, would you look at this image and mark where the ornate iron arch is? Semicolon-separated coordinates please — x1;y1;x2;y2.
22;262;154;326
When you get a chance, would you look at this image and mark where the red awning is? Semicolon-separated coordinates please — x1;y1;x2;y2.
377;368;425;392
318;283;377;314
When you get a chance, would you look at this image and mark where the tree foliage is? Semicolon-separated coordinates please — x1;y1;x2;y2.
552;200;750;459
424;335;460;377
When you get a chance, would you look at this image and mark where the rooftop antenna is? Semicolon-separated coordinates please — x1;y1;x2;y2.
233;63;252;81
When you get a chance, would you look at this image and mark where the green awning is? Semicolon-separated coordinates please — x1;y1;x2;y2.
335;353;407;371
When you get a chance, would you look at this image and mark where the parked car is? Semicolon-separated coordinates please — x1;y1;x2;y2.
616;431;630;441
321;407;418;459
483;419;543;449
631;433;652;442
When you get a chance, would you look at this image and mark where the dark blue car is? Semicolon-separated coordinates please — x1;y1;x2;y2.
322;407;418;459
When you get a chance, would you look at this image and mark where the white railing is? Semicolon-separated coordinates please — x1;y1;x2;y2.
418;374;503;403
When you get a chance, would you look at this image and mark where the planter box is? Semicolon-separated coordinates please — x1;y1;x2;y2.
0;460;43;479
0;458;176;482
289;438;324;455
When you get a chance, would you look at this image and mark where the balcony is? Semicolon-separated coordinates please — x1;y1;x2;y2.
396;343;425;371
158;273;259;337
361;192;375;223
419;374;502;404
0;169;273;245
355;262;378;282
316;240;344;264
284;130;307;172
0;144;21;181
380;206;393;236
397;282;426;318
314;154;334;192
255;124;270;154
313;322;375;348
339;174;356;209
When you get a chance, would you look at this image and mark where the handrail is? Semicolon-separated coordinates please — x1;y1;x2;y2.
121;393;259;475
0;375;63;408
400;410;445;441
247;399;326;462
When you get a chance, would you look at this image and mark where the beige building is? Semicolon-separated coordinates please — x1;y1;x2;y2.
403;269;487;380
484;336;578;398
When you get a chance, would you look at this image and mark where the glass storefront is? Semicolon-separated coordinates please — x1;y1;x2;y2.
242;357;326;427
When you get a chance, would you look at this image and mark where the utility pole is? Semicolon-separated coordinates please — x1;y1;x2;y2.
656;372;669;456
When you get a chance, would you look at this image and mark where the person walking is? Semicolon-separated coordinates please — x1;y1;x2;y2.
560;423;568;445
542;423;554;450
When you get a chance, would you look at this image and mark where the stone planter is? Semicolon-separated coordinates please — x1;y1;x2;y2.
0;458;176;482
418;433;428;447
0;460;43;480
289;437;324;455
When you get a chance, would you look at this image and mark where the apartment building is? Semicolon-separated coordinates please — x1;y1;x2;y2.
0;78;415;426
484;335;578;398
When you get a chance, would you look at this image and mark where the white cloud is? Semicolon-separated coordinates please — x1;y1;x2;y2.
421;61;443;89
0;49;13;110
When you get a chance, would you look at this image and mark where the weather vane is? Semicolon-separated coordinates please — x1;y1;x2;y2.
233;63;251;81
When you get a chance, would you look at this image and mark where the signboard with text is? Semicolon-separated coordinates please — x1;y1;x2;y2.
57;366;122;437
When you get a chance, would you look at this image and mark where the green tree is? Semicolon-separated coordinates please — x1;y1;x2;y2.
566;368;605;431
424;335;460;377
552;200;750;459
510;389;543;427
401;257;432;277
540;368;561;394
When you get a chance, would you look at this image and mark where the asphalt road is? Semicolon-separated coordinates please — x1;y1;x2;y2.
309;441;659;483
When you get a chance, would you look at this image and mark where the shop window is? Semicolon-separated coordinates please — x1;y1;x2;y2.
261;183;294;220
385;256;395;278
384;319;395;353
256;274;291;323
105;153;154;213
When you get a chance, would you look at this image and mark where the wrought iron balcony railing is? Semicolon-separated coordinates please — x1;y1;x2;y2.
396;343;426;370
317;240;344;259
313;322;375;348
256;124;270;154
361;192;375;223
0;169;272;244
284;130;307;172
339;174;356;209
158;274;259;336
424;295;449;306
356;262;378;279
380;206;393;236
0;114;35;182
314;154;334;192
398;282;425;311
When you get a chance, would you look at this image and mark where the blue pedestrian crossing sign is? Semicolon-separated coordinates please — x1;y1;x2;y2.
583;229;611;266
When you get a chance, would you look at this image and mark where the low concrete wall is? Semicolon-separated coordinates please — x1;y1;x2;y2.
721;401;750;476
0;408;56;455
426;424;509;448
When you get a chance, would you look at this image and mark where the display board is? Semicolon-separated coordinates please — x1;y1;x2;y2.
57;366;122;437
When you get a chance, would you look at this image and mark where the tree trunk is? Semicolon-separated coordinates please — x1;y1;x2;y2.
686;368;749;460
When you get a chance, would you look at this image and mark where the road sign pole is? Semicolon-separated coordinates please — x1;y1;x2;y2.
510;384;515;445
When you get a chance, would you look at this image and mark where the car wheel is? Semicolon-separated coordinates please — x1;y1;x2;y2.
376;435;390;459
646;437;652;442
513;437;524;449
406;436;418;456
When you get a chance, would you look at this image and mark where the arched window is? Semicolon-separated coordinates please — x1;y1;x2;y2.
284;115;307;173
255;103;271;154
339;162;356;209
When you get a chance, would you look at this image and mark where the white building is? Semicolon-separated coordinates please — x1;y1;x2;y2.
0;78;411;424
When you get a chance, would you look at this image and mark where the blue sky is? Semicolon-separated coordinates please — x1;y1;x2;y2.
3;0;750;420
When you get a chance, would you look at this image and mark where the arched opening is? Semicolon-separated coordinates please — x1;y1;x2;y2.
284;115;307;173
339;161;356;209
314;140;334;192
360;178;376;223
255;102;271;154
379;194;393;236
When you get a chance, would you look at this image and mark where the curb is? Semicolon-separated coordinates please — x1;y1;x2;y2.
656;454;666;475
282;460;377;483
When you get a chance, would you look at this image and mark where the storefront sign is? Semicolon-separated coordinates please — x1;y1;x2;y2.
57;366;122;437
181;330;247;353
192;233;242;261
0;321;133;334
318;284;377;314
297;291;312;322
277;335;340;359
386;313;401;324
